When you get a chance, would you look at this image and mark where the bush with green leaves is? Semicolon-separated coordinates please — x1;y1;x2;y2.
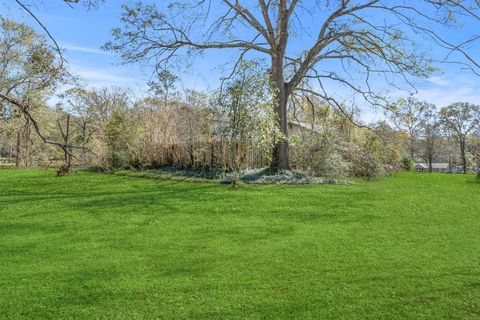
402;157;414;171
345;143;386;178
291;130;350;179
217;59;283;184
105;109;135;168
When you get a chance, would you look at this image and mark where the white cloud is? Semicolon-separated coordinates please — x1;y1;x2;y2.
74;68;133;85
386;74;480;108
48;66;147;107
416;86;480;108
426;76;450;86
66;61;145;89
61;43;109;55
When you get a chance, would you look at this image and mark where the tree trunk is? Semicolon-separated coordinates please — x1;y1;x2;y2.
460;138;467;174
428;156;433;173
15;131;22;167
81;122;88;166
24;118;31;167
270;57;290;171
409;139;415;163
64;114;71;167
189;144;195;169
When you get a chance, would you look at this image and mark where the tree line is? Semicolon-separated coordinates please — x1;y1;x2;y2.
5;0;480;174
1;6;480;177
389;97;480;174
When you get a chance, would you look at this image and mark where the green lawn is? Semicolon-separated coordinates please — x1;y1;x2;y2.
1;169;480;319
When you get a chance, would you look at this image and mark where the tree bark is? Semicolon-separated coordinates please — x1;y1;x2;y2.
15;131;22;167
24;118;31;167
270;57;290;171
189;144;195;169
64;114;71;167
460;138;467;174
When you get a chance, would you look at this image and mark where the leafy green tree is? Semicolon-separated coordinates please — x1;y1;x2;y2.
469;132;480;176
440;102;480;174
105;109;134;168
389;98;436;162
84;87;131;167
219;60;281;184
401;157;414;172
0;17;67;166
0;18;64;112
420;114;442;173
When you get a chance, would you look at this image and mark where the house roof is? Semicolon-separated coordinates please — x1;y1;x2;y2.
414;162;449;169
414;163;428;169
288;121;323;133
431;163;449;169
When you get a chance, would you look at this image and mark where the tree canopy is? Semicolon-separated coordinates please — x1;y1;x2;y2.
104;0;480;170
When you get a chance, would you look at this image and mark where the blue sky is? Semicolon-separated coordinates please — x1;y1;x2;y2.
3;0;480;121
4;0;240;92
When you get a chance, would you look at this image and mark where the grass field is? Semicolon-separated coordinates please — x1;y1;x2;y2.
1;169;480;319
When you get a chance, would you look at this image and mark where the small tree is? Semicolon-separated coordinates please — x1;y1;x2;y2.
401;157;414;172
55;108;73;169
219;60;282;185
440;103;480;174
148;69;179;109
420;113;442;173
61;87;97;166
105;108;135;168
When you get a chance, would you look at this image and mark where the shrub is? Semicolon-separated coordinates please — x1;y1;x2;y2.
105;109;135;168
291;131;350;179
402;157;414;171
344;143;385;178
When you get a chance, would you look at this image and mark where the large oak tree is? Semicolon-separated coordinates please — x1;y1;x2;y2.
103;0;480;170
7;0;480;170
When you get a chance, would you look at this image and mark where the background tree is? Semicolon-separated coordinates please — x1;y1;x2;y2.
471;131;480;177
55;108;72;168
184;89;208;168
85;87;131;167
420;112;442;173
0;17;68;166
61;87;97;166
148;69;179;110
389;98;436;162
440;102;480;174
105;107;134;168
104;1;480;171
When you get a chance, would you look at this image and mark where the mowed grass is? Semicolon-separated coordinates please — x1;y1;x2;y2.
1;169;480;319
